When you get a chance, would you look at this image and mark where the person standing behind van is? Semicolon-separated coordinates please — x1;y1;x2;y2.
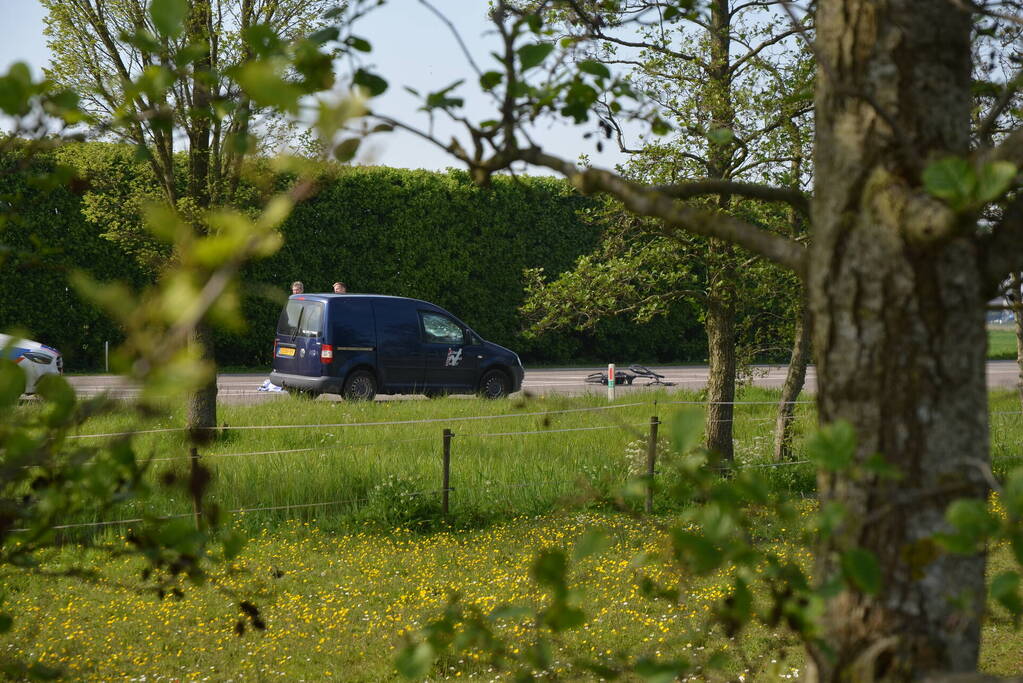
291;281;304;295
333;282;347;293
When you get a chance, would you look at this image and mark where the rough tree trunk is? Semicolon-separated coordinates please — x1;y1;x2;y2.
773;299;810;461
702;0;738;462
705;264;736;461
184;0;217;435
186;323;218;439
808;1;988;678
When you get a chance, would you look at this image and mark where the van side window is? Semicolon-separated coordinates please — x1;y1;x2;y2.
420;311;464;344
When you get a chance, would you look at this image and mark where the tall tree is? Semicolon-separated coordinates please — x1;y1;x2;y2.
41;0;340;434
369;0;1023;676
543;0;812;460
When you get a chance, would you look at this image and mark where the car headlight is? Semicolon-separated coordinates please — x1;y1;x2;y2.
23;352;53;365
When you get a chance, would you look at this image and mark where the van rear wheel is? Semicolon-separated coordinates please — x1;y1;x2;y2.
343;370;377;401
478;370;510;399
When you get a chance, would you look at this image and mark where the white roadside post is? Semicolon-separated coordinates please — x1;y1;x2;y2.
607;363;616;402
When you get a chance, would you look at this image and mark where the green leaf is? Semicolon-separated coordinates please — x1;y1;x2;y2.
707;128;734;146
651;117;672;136
863;453;902;480
634;656;690;682
344;35;371;52
489;604;531;620
0;359;26;408
922;156;976;211
353;68;388;97
945;498;998;542
518;43;554;70
35;374;76;426
27;662;61;681
577;60;611;79
816;502;847;540
149;0;188;38
841;548;881;595
573;529;610;561
543;603;586;632
222;532;245;561
334;138;361;163
531;549;567;590
395;641;433;679
479;71;503;91
990;571;1022;621
1004;467;1023;518
308;27;340;45
669;408;703;455
976;161;1018;204
806;421;857;472
0;62;35;116
234;60;303;113
671;529;723;574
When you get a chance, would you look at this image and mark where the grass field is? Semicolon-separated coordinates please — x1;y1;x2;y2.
989;325;1020;360
4;389;1023;679
47;387;823;532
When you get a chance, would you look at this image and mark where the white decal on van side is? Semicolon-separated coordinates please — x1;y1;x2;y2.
445;348;463;367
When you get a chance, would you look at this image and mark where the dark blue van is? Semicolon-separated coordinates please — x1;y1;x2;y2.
269;294;524;400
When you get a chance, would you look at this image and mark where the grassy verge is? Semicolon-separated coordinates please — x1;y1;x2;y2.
6;390;1023;679
989;326;1019;360
4;510;1021;679
41;387;818;532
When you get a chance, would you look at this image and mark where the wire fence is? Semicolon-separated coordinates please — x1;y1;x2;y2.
19;397;1023;534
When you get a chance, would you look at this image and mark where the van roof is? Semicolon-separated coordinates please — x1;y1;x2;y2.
288;293;438;306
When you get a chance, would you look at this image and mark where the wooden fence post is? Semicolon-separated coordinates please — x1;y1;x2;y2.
442;429;453;516
189;446;202;530
646;416;659;514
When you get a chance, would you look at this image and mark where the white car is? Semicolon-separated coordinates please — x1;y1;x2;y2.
1;333;64;394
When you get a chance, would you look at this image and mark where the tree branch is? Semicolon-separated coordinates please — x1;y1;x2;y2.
517;148;808;276
649;178;810;215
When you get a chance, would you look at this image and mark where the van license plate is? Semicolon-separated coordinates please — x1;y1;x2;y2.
277;346;296;357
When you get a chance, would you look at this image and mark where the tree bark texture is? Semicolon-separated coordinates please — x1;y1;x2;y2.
702;0;739;462
186;323;219;438
705;252;737;461
773;298;811;461
185;0;217;434
809;2;988;678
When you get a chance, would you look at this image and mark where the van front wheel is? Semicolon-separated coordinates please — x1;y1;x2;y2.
478;370;510;399
343;370;377;401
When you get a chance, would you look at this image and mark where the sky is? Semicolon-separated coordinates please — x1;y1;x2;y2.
0;0;631;173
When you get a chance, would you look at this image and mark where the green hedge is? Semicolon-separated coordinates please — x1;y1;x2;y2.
0;151;146;370
1;148;712;370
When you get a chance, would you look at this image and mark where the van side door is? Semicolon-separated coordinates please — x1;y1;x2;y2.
328;298;376;380
374;299;425;390
421;310;478;389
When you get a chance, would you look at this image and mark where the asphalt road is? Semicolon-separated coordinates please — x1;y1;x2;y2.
62;361;1023;403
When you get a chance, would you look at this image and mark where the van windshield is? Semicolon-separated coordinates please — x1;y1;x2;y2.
277;301;324;337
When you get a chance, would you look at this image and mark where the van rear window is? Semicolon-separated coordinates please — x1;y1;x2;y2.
277;301;324;337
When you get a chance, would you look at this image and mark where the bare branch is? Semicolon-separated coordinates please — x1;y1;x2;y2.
518;147;808;276
647;178;810;215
